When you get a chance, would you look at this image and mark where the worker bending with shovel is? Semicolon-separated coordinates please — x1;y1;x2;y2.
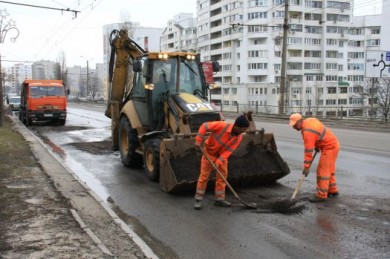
193;115;250;210
289;113;340;202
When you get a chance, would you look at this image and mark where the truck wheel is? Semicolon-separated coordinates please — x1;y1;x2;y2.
143;138;160;182
119;117;143;168
59;119;66;125
23;111;32;126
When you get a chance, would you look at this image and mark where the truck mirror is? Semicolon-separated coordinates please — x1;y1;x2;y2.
212;61;220;72
133;60;142;72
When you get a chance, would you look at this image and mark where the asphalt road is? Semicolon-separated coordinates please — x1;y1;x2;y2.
29;103;390;259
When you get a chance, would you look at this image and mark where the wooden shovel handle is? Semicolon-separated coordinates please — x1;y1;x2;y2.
291;151;318;200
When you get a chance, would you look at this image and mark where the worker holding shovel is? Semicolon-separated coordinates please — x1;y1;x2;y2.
289;113;340;202
193;115;250;210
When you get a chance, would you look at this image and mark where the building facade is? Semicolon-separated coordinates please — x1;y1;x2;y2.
160;13;197;52
5;63;32;95
160;0;388;118
31;60;60;80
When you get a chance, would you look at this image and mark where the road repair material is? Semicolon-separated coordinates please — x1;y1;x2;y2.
257;151;319;213
200;147;257;209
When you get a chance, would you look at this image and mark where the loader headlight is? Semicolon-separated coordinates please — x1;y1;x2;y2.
158;53;168;59
145;83;155;90
186;54;195;60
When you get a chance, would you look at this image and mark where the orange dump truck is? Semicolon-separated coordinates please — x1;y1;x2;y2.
19;80;68;126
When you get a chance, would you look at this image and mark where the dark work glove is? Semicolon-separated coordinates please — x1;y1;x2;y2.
195;145;202;156
302;168;310;177
315;147;320;153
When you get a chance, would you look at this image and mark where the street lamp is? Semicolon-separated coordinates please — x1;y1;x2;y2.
0;9;19;127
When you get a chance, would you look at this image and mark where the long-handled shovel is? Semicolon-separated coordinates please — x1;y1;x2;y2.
273;150;319;211
199;147;257;209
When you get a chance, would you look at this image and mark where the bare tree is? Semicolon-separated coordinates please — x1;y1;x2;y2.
362;78;390;121
310;81;324;116
88;73;98;100
57;50;67;85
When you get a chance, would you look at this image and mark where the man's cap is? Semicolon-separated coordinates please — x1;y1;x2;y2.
289;113;302;126
234;115;250;128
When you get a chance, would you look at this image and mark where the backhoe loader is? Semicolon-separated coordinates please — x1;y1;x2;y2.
105;29;290;192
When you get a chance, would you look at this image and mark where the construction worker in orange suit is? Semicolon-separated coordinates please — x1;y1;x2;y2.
193;115;250;210
289;113;340;202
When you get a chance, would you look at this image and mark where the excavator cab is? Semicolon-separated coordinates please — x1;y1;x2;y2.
129;53;221;133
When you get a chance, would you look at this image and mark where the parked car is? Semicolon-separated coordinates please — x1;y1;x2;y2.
8;96;21;111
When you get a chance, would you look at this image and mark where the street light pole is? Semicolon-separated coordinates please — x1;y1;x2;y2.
0;9;19;127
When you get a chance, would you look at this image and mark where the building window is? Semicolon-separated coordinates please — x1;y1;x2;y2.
366;39;380;47
326;99;336;105
339;87;348;93
327;87;337;94
338;99;347;105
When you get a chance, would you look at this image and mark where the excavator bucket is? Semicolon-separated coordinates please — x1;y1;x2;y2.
159;130;290;193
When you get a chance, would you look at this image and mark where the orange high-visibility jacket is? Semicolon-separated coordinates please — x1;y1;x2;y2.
301;118;338;169
195;121;243;165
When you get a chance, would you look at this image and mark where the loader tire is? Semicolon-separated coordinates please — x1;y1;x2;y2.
143;138;160;182
119;117;143;168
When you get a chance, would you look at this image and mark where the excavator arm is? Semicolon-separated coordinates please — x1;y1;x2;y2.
105;29;146;118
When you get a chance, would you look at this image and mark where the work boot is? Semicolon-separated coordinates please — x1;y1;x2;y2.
214;200;232;207
328;192;339;198
193;199;202;210
309;196;327;203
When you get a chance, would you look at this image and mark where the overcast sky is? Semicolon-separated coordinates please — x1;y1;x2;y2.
0;0;383;68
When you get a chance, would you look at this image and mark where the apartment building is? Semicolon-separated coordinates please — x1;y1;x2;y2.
5;63;32;94
162;0;388;118
31;60;61;80
160;13;197;52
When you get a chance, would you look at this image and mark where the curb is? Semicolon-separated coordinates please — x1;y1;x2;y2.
9;115;158;259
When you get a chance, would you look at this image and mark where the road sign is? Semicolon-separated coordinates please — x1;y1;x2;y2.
365;50;390;78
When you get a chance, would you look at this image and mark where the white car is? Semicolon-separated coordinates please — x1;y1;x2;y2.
8;96;21;111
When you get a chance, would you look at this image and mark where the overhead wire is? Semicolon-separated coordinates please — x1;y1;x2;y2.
36;0;106;60
4;0;83;62
5;0;105;64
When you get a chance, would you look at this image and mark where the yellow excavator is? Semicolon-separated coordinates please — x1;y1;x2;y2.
105;29;290;192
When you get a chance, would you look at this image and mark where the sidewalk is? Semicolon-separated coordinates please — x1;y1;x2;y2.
0;115;157;259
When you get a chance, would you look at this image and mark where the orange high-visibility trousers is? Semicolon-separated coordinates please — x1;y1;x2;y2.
195;152;228;201
316;141;340;198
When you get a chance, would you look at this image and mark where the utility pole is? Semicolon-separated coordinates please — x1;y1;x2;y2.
86;60;89;97
279;0;289;115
